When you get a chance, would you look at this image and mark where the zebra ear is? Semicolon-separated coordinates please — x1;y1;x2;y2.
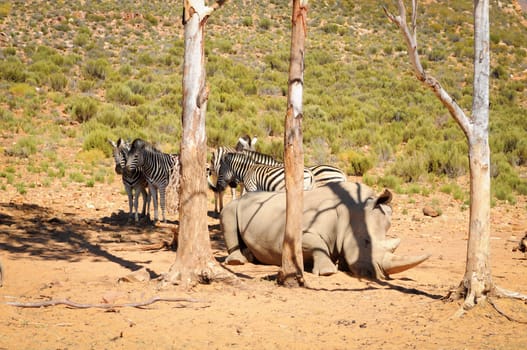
251;137;258;147
108;139;117;148
238;137;249;147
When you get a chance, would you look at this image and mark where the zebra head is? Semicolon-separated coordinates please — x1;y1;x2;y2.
216;152;238;192
125;138;146;173
235;135;257;152
108;138;130;175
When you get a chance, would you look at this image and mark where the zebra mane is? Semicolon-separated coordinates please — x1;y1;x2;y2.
131;138;163;154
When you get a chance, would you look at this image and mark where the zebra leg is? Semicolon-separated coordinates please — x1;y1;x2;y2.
125;184;134;220
133;187;140;222
149;184;159;222
140;186;148;218
214;191;221;214
159;187;167;223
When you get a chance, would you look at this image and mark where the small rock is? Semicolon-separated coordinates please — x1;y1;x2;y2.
423;206;440;217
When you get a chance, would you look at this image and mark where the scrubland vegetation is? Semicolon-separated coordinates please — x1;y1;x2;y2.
1;0;526;205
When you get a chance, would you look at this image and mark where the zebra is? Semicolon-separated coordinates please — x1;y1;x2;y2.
108;138;150;222
208;136;258;213
243;164;315;192
308;164;347;187
125;138;179;223
214;150;282;195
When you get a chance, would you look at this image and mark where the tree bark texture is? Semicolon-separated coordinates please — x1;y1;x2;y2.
166;0;226;288
279;0;308;287
462;0;492;308
385;0;493;307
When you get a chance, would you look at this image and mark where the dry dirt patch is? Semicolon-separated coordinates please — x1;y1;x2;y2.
1;173;527;349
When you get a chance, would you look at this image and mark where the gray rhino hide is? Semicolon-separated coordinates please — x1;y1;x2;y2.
220;181;429;279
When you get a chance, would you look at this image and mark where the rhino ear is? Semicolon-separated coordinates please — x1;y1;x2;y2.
375;189;392;207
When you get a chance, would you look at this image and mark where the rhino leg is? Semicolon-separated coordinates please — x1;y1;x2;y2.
220;200;249;265
303;232;337;276
225;249;248;265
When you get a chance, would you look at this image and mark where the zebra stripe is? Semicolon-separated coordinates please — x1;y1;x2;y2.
125;138;179;223
308;164;347;187
244;164;314;192
208;136;257;213
215;151;281;193
108;138;150;222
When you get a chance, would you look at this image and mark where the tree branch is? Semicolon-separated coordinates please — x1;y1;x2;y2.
7;296;204;309
183;0;227;24
383;0;472;139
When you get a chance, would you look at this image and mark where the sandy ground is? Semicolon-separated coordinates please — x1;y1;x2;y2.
1;157;527;349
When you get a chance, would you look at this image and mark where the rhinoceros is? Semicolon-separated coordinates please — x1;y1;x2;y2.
220;181;430;279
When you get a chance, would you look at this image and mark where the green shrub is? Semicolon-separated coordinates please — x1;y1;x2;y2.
259;18;271;30
389;154;427;182
77;149;106;166
69;96;99;123
69;171;86;183
15;183;27;195
338;150;373;176
242;16;253;27
376;175;402;191
137;52;154;65
3;47;16;56
107;83;145;106
144;13;158;25
48;73;68;91
94;104;131;128
8;83;36;97
83;58;110;80
5;136;38;158
83;129;114;157
73;32;90;47
0;59;27;82
0;2;11;18
78;80;95;92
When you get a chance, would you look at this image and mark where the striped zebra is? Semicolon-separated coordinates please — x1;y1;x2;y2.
108;138;150;222
214;150;281;194
125;138;179;223
208;136;257;213
308;164;347;187
244;164;315;192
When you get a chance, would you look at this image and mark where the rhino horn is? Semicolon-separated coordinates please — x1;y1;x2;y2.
381;238;401;253
382;252;430;276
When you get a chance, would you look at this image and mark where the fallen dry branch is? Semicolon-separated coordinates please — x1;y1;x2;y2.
494;286;527;302
110;240;174;251
6;296;203;309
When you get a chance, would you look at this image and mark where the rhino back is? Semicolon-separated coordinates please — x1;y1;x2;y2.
235;182;368;265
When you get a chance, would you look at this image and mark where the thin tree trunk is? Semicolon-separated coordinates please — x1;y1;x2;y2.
165;0;229;288
384;0;494;308
279;0;308;287
460;0;493;308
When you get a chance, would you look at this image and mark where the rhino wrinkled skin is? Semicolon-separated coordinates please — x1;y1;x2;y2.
220;181;430;279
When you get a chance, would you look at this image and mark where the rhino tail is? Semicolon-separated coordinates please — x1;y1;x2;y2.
382;252;430;276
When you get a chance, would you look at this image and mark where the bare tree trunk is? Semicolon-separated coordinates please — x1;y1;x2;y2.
384;0;494;308
460;0;493;308
165;0;229;288
279;0;308;287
